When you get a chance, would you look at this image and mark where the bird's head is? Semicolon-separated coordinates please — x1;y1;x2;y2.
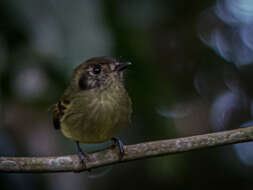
71;56;131;91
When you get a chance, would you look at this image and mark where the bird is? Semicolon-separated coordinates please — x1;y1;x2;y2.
52;56;132;163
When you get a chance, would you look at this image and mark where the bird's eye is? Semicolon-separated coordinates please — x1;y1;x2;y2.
93;64;101;74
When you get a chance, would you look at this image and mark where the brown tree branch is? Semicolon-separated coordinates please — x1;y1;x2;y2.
1;126;253;173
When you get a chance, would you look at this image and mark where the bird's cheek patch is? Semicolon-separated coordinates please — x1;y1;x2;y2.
78;74;88;90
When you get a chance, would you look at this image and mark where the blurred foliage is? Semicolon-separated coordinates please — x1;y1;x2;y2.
1;0;253;190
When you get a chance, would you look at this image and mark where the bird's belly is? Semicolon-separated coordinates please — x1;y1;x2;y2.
61;96;131;143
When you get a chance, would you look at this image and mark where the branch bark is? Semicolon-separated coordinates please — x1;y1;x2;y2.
1;126;253;173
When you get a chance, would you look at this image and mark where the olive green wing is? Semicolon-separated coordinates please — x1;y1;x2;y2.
52;96;71;130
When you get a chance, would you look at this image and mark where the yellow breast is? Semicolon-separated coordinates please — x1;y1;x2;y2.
61;84;132;143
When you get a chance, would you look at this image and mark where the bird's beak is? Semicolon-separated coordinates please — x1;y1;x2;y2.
115;62;132;71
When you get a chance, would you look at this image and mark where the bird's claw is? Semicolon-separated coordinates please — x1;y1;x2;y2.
76;141;90;171
77;150;89;165
112;137;124;160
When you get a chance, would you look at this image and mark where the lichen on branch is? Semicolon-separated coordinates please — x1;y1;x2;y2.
1;126;253;173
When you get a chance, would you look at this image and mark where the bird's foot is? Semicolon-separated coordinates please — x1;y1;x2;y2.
111;137;124;160
76;142;90;171
77;150;89;164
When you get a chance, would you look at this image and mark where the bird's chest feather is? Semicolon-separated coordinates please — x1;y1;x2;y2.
61;86;131;143
88;88;130;127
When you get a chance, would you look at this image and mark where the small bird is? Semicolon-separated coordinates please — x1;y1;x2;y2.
53;56;132;163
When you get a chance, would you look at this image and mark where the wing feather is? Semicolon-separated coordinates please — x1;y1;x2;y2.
52;100;70;130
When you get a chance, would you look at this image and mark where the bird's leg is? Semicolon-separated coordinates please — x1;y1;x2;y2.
76;141;89;165
111;137;124;160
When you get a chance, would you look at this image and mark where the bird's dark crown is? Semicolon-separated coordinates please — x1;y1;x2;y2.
71;56;130;91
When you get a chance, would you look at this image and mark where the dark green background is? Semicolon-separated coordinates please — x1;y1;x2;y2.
1;0;253;190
